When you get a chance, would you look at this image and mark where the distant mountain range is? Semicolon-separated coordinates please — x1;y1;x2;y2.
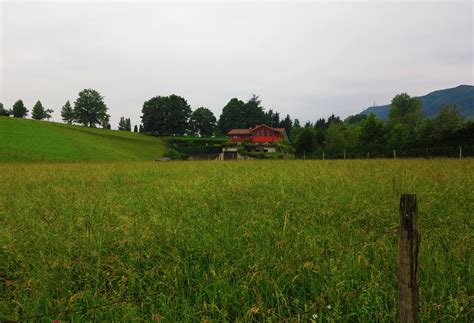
360;85;474;120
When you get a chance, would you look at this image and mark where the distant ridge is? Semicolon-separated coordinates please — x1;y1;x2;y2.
360;85;474;119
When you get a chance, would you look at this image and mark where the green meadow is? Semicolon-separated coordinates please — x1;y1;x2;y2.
0;159;472;321
0;117;166;162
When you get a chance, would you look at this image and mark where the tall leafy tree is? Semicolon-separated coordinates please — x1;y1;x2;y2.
32;100;47;120
189;107;216;136
387;123;411;151
388;93;423;131
12;100;28;118
359;113;386;154
73;89;109;127
325;122;346;154
314;118;327;145
61;100;74;124
134;125;138;133
141;94;191;135
294;126;317;156
218;98;246;134
417;118;436;147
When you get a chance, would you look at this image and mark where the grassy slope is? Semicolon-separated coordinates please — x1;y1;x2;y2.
0;159;472;321
0;117;166;162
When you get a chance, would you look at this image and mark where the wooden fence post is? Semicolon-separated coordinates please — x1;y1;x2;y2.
322;150;325;160
459;146;462;159
343;150;346;160
398;194;420;323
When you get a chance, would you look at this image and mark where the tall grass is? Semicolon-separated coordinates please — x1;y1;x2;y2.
0;159;472;321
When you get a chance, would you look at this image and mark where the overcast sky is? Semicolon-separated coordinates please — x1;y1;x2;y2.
1;1;473;128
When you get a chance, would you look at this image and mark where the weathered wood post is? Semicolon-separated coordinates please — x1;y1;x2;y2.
393;149;397;159
343;150;346;160
459;146;462;159
303;150;306;160
398;194;420;323
322;150;325;160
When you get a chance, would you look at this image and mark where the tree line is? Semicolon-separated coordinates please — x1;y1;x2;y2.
291;93;473;158
1;88;472;157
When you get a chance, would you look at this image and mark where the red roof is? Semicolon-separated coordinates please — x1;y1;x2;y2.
228;124;287;137
228;128;252;135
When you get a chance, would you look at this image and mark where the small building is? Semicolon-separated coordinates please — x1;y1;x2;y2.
227;124;287;144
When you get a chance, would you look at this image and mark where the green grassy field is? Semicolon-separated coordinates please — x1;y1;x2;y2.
0;159;472;321
0;117;166;162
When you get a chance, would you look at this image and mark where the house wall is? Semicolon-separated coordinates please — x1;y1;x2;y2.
251;127;283;143
228;134;251;143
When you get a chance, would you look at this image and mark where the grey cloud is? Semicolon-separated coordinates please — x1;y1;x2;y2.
1;1;472;128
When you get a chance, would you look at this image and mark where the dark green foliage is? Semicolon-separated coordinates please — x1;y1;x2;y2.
217;95;267;134
61;100;74;124
294;126;317;156
118;117;131;131
165;147;187;160
139;125;144;133
360;113;386;154
141;95;191;136
434;104;463;132
265;109;280;127
345;114;367;125
101;116;111;129
167;136;227;158
387;123;411;150
31;100;52;120
279;114;293;139
73;89;109;128
218;98;246;134
388;93;423;131
189;107;216;136
0;102;10;117
12;100;28;118
134;125;138;133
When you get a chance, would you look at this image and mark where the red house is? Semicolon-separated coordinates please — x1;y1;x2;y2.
227;124;287;144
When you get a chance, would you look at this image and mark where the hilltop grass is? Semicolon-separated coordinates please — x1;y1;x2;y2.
0;159;472;321
0;117;166;162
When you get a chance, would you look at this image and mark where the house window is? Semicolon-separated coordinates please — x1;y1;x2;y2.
270;130;273;136
264;128;268;136
260;129;263;136
233;135;237;139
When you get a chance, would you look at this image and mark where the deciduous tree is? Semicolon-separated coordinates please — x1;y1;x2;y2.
141;94;191;135
189;107;216;137
73;89;109;127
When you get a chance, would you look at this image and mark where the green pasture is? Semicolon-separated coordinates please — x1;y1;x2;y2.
0;159;472;321
0;117;165;162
